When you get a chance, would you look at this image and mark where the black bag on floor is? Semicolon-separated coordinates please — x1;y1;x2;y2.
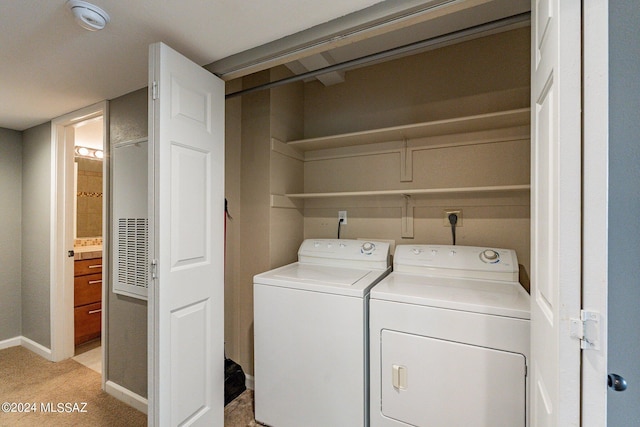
224;358;246;406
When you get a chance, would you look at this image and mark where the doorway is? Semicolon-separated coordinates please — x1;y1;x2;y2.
50;101;108;389
70;116;105;373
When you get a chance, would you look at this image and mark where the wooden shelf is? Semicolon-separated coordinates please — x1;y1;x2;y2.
286;108;530;152
283;184;530;200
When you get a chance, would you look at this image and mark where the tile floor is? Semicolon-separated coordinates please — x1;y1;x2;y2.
73;339;102;374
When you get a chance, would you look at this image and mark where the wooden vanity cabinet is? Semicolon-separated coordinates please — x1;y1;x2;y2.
74;257;102;345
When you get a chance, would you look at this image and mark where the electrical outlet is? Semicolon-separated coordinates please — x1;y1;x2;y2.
338;210;347;225
443;209;462;227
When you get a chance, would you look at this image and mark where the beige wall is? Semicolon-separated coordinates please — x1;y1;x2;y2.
302;130;531;274
268;67;304;269
107;88;148;397
234;71;271;374
301;27;531;274
224;79;242;363
304;27;530;138
224;68;305;375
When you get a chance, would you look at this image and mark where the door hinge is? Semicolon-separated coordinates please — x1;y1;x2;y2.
151;259;158;279
152;81;159;100
570;310;600;350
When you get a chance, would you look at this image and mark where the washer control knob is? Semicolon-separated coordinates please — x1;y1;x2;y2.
412;248;422;255
480;249;500;263
339;243;346;248
361;242;376;254
314;241;320;248
449;250;456;256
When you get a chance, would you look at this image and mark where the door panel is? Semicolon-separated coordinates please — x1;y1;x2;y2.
380;330;526;427
530;0;582;426
170;145;209;268
148;42;225;426
171;300;210;425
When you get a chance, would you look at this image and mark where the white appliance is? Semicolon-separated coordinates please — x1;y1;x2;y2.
369;245;530;427
254;239;391;427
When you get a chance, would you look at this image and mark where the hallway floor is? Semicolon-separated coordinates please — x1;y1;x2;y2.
225;389;259;426
0;345;145;426
73;339;101;374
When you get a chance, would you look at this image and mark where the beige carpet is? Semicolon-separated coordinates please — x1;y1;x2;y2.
0;346;146;426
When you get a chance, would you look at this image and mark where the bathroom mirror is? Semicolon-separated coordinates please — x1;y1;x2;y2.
75;157;103;238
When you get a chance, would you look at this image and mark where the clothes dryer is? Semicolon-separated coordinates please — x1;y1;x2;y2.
254;239;391;427
369;245;530;427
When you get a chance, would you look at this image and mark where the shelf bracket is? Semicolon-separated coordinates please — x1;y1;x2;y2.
400;138;413;182
401;194;414;238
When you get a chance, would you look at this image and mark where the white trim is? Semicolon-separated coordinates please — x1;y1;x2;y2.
0;336;22;350
245;374;255;390
100;101;110;392
210;0;522;79
581;0;609;424
105;380;148;414
50;101;108;368
50;117;73;362
20;336;53;360
0;336;53;360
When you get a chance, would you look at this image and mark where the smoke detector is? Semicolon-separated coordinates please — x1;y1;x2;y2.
66;0;110;31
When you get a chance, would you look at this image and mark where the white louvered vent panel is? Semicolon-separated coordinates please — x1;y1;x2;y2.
115;218;148;299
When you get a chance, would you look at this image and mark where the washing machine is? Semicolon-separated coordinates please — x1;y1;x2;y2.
369;245;530;427
254;238;391;427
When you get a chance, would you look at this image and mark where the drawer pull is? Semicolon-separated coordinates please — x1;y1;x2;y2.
88;264;102;269
88;280;102;285
88;309;102;315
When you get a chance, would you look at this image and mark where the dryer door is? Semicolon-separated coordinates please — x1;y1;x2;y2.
380;330;526;427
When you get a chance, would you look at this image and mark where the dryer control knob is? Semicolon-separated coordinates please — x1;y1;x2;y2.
480;249;500;263
361;242;376;254
412;248;422;255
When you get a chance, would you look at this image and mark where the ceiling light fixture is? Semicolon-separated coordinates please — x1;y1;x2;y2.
66;0;110;31
76;146;90;156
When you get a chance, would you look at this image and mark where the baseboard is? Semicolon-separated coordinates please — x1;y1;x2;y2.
20;336;53;360
245;374;254;390
105;380;148;414
0;336;53;360
0;336;21;350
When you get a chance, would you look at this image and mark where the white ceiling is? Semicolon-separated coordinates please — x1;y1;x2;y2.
0;0;384;131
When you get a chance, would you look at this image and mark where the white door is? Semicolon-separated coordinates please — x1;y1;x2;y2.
530;1;582;426
148;42;225;426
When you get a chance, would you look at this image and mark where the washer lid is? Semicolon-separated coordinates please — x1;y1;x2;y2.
371;273;530;319
254;263;390;297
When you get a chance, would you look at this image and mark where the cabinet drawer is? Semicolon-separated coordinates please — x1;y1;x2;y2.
74;302;101;346
74;258;102;276
74;273;102;307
